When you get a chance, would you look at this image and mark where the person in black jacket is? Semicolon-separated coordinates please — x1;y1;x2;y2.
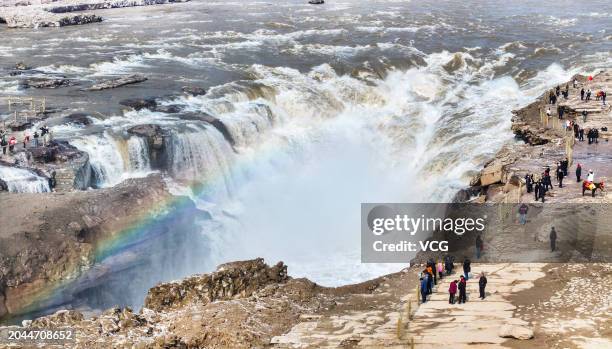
463;258;471;280
458;276;467;304
479;272;488;299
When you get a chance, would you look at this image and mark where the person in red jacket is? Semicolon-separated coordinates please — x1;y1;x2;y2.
448;280;458;304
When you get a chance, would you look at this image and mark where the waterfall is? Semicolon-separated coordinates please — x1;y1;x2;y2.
167;125;237;202
0;165;50;193
127;136;151;173
70;132;126;187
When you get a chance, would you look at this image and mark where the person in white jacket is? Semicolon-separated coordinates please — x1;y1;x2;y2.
587;170;594;183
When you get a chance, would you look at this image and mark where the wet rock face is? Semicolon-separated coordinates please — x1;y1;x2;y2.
144;258;288;311
22;78;74;89
63;113;93;126
127;124;168;170
178;112;236;146
119;97;157;111
181;86;207;96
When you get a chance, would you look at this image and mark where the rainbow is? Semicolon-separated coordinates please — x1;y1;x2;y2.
6;134;284;322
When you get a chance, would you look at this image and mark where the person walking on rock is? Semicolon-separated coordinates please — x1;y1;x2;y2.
444;255;455;276
33;131;39;147
479;272;488;300
420;273;428;304
576;163;582;182
519;203;528;225
458;276;467;304
449;280;458;304
550;227;557;252
581;88;585;100
557;167;564;188
437;261;444;281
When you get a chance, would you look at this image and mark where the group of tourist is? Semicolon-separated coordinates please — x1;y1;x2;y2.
0;126;51;156
524;161;596;202
580;87;607;105
419;256;488;305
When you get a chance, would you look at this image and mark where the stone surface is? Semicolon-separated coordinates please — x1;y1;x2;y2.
498;324;534;340
88;74;147;91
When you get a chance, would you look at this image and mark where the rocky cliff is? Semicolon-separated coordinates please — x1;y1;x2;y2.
0;174;172;321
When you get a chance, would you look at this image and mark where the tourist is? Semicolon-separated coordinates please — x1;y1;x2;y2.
426;266;433;294
420;273;428;304
558;106;565;119
519;203;528;225
534;180;540;201
525;174;533;193
557;167;564;188
546;107;552;118
448;280;458;304
594;129;599;144
587;128;593;144
23;130;30;148
579;127;584;141
48;171;56;191
544;168;553;190
475;235;483;259
536;180;546;203
576;163;582;182
550;227;557;252
586;89;592;101
574;123;579;138
587;170;594;183
603;91;607;105
463;258;471;280
479;272;487;300
0;136;7;155
555;85;560;97
437;260;444;281
458;276;467;304
580;88;585;100
582;110;588;122
8;136;16;153
444;255;455;276
40;126;49;146
573;78;578;88
562;158;568;176
427;259;437;286
33;131;39;147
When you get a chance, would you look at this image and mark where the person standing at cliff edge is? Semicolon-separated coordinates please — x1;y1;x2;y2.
479;272;488;300
550;227;557;252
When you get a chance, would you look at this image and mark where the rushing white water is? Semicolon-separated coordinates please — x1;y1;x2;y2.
167;125;237;202
70;132;127;187
127;136;151;173
60;50;583;286
0;165;50;193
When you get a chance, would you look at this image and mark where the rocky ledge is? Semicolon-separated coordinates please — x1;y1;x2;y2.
0;0;189;28
2;258;395;348
458;70;611;204
0;174;173;321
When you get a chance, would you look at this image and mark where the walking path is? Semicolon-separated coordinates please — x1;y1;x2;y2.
270;264;547;348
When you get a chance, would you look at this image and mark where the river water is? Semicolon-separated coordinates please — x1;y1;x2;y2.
0;0;610;318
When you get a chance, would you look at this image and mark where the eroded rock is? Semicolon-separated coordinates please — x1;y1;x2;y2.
88;75;147;91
